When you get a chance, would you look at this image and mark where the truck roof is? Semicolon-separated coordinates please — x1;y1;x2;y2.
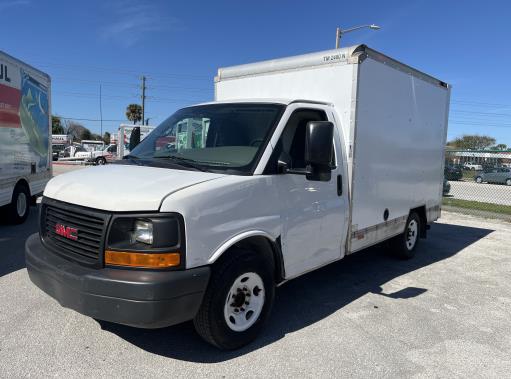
216;44;449;88
196;98;333;107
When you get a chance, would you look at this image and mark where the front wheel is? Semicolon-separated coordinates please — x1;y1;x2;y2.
194;249;275;350
389;212;421;259
506;179;511;186
475;176;483;183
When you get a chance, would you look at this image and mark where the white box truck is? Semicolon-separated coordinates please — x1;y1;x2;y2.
0;51;51;224
25;45;450;349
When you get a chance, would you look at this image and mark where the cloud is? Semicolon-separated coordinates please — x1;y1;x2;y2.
99;1;182;47
0;0;30;10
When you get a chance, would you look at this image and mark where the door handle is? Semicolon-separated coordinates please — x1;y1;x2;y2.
337;175;342;196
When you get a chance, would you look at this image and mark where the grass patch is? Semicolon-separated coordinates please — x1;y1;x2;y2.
443;197;511;215
462;170;476;180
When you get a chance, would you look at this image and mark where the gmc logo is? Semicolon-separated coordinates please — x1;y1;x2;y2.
55;224;78;241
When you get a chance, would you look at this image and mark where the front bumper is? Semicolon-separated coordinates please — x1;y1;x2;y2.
25;233;210;329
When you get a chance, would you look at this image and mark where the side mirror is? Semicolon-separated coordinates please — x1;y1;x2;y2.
279;121;334;181
129;127;141;151
305;121;334;167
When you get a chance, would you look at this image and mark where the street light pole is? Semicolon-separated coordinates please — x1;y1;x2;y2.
335;24;381;48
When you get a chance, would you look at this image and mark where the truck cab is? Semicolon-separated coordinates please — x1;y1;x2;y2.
25;45;450;350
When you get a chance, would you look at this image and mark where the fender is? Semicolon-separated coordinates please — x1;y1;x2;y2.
207;230;277;265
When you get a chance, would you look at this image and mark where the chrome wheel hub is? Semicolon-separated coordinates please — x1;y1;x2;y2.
406;219;418;250
224;272;265;332
16;192;27;217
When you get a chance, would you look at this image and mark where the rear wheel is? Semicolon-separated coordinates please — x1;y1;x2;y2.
506;179;511;186
96;157;107;165
475;176;482;183
6;183;30;224
194;249;275;350
389;212;421;259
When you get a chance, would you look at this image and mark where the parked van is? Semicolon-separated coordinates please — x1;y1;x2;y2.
26;45;450;349
0;51;51;224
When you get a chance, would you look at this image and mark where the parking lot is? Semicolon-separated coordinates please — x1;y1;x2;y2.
1;209;510;377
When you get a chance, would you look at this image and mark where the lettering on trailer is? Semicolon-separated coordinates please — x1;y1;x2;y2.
0;64;11;83
55;224;78;241
322;53;347;63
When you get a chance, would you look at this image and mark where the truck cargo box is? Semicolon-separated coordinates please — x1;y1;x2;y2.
215;45;450;253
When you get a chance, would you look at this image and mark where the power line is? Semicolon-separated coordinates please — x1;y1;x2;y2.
451;109;511;117
59;117;127;122
34;61;210;80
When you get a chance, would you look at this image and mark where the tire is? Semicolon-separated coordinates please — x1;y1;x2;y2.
96;157;106;165
389;212;421;259
6;183;30;224
506;179;511;186
475;176;482;183
194;249;275;350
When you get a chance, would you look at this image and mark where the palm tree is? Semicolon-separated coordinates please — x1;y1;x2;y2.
126;104;142;124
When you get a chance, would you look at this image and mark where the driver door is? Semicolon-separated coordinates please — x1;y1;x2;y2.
271;106;348;279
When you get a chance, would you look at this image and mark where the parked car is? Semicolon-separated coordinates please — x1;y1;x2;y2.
444;165;462;180
475;168;511;185
443;179;451;195
463;162;483;171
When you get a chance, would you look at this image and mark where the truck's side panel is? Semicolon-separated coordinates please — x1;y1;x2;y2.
349;57;449;252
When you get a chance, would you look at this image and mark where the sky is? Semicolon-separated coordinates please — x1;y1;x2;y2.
2;0;511;145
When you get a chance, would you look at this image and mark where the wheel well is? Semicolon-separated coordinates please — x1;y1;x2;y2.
15;179;30;195
411;205;427;238
214;236;285;284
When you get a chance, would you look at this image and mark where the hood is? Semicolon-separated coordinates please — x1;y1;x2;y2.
44;165;226;211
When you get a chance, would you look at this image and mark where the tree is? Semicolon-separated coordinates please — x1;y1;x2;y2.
494;143;507;151
81;129;92;141
447;135;496;150
67;121;88;141
126;104;142;124
103;132;111;144
51;115;65;134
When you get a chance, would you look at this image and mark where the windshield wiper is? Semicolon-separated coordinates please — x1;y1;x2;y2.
154;156;209;172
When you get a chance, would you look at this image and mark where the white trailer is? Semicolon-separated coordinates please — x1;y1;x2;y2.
0;51;51;223
26;45;450;349
51;134;72;161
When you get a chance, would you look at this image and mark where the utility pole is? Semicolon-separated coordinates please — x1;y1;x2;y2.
99;84;103;140
140;76;146;125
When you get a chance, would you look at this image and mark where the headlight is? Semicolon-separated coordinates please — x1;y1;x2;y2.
106;214;184;269
133;220;153;245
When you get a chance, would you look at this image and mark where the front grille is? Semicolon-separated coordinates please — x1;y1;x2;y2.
41;199;110;266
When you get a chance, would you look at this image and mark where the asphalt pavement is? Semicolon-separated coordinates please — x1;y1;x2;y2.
0;210;510;378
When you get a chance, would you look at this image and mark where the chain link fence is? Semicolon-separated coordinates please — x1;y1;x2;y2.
443;150;511;220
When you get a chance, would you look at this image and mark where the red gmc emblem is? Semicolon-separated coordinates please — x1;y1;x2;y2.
55;223;78;241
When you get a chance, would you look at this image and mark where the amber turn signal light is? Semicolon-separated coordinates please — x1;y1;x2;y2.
105;250;181;268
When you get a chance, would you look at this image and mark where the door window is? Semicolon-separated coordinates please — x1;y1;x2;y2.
265;108;330;173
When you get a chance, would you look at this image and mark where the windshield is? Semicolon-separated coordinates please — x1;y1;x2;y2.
129;103;284;174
